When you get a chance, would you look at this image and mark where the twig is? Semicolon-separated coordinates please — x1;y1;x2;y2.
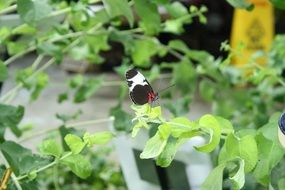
16;152;72;181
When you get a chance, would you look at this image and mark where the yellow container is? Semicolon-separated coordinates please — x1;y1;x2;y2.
230;0;274;66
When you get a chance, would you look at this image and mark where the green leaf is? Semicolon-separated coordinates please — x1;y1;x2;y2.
172;59;197;94
102;0;134;27
253;113;285;186
37;42;62;63
226;0;254;10
168;117;198;138
39;139;62;158
131;38;160;67
83;131;113;147
140;132;167;159
199;80;215;102
61;154;92;179
168;40;189;54
134;0;161;34
17;0;52;26
0;104;24;142
69;75;84;88
164;19;186;34
131;119;148;137
156;137;180;167
230;159;245;190
0;141;50;175
165;2;188;18
7;42;28;56
195;114;221;152
201;163;227;190
73;77;104;103
30;72;49;101
110;106;132;132
270;0;285;10
219;133;258;173
215;116;234;135
0;61;8;82
64;134;86;154
158;123;171;140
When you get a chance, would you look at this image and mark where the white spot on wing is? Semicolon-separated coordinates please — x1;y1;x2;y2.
127;71;148;91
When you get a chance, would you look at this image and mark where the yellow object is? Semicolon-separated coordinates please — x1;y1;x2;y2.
230;0;274;66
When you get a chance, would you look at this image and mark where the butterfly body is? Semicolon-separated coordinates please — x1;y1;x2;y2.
125;69;159;105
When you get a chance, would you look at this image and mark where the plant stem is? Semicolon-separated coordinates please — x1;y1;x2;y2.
0;152;22;190
17;117;114;143
16;152;72;181
0;4;17;15
53;163;60;190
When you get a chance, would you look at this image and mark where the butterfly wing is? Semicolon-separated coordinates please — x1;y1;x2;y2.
126;69;154;105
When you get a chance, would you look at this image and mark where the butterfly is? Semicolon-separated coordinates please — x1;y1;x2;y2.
125;68;159;105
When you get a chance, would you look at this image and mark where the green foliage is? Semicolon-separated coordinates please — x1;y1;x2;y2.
83;131;113;146
0;141;50;176
17;0;52;26
61;154;92;179
0;104;24;142
39;139;62;158
64;134;86;154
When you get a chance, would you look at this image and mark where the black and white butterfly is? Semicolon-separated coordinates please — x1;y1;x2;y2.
125;68;159;105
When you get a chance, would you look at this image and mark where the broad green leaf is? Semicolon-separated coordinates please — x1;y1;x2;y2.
226;0;254;10
158;123;171;140
219;134;258;173
64;134;85;154
147;106;162;119
253;113;285;186
0;61;8;82
168;117;197;138
164;19;186;34
37;42;62;63
39;139;62;158
7;42;28;56
30;72;49;101
102;0;134;27
69;75;84;88
17;0;52;26
140;132;167;159
0;104;24;142
230;159;245;190
0;27;10;44
199;80;215;102
131;120;148;137
131;38;160;67
172;59;197;94
168;40;189;54
201;163;227;190
270;0;285;9
156;137;180;167
215;116;234;135
73;77;104;103
134;0;161;34
195;114;221;152
83;131;113;147
61;154;92;179
165;2;188;18
0;141;50;175
110;106;132;132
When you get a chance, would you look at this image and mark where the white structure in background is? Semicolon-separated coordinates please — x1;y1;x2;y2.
110;122;213;190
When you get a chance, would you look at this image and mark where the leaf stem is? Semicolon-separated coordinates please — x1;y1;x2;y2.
17;117;114;143
16;152;72;181
0;152;22;190
0;4;17;15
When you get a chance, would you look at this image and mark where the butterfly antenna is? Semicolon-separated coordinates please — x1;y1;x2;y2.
158;84;175;93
